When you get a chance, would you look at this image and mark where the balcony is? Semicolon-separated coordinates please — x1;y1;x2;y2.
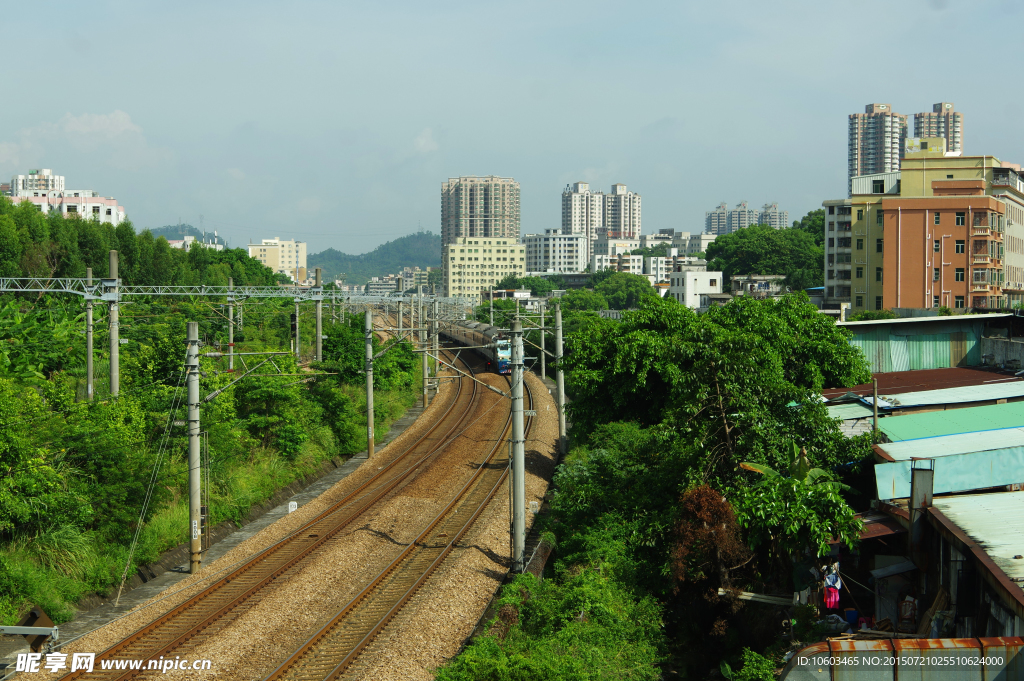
973;255;991;265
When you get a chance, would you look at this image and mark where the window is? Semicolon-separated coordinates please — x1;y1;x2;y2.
875;267;883;282
875;296;883;310
933;296;940;307
855;295;863;307
934;268;940;281
827;286;834;297
876;238;884;253
955;268;965;281
956;212;966;226
709;279;716;286
828;221;835;231
934;212;941;225
955;240;965;253
955;295;965;308
838;237;851;247
827;254;835;265
828;206;835;215
872;180;885;193
947;174;954;179
876;210;884;226
857;209;864;220
856;267;864;278
896;180;901;193
856;238;864;250
934;240;940;252
827;270;834;280
92;206;100;214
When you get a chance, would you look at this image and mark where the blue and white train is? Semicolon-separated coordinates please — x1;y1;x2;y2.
442;321;511;374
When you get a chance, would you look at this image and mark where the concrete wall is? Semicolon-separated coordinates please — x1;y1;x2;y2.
981;336;1024;368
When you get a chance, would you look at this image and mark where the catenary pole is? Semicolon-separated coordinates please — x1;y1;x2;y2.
511;318;526;572
489;287;493;326
228;277;234;371
108;250;119;398
420;291;429;407
315;268;323;362
294;299;301;362
432;298;438;377
398;300;403;336
365;308;374;458
540;302;546;381
86;268;94;401
186;322;202;573
555;303;566;455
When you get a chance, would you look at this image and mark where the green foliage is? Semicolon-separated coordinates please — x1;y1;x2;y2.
559;289;608;312
734;648;777;681
706;223;823;291
435;572;663;681
627;243;672;258
847;309;899;322
791;209;826;247
308;231;441;284
494;274;565;297
593;272;658;310
0;300;85;382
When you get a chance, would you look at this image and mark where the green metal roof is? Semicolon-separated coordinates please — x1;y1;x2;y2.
878;401;1024;442
826;402;874;420
931;492;1024;584
877;427;1024;460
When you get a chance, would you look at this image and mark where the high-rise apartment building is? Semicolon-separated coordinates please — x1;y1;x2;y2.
914;102;963;154
561;182;604;253
705;201;758;235
442;236;525;297
524;230;587;274
441;176;520;246
8;168;125;225
248;237;308;281
757;202;789;229
848;103;908;194
603;183;641;239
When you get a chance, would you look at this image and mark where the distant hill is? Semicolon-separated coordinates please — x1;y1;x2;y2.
309;231;441;284
149;224;227;246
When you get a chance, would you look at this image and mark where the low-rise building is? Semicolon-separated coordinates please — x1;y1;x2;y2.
167;235;224;252
645;254;706;282
730;274;786;297
592;253;644;275
11;189;126;225
248;238;308;280
687;233;716;255
668;269;723;309
592;237;640;257
524;230;587;273
365;277;399;295
442;236;525;297
640;229;685;250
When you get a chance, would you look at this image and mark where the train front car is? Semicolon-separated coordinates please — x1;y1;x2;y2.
495;338;511;374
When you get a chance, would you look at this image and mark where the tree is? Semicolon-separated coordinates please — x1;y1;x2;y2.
427;268;443;292
559;289;608;312
847;309;898;322
791;209;826;247
594;272;658;310
706;224;823;291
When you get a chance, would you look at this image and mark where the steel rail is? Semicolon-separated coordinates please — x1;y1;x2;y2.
265;377;534;681
58;351;480;681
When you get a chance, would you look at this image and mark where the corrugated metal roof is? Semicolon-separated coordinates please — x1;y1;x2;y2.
874;444;1024;499
839;313;1013;327
931;492;1024;583
826;402;874;420
877;427;1024;460
881;381;1024;408
879;401;1024;441
821;368;1022;400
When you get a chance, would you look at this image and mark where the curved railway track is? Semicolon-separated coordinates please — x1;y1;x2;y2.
265;374;533;681
59;348;492;681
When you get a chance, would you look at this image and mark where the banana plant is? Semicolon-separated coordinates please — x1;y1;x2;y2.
740;441;849;490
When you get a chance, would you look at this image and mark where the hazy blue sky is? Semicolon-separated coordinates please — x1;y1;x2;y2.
2;0;1022;254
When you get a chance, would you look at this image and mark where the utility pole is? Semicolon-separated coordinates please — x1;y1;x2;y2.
398;301;403;336
108;250;119;398
228;278;234;371
555;303;566;455
420;292;429;408
86;267;94;401
365;308;374;458
489;287;493;326
294;299;301;362
510;318;526;572
186;322;202;574
539;302;546;381
315;268;323;362
432;298;438;377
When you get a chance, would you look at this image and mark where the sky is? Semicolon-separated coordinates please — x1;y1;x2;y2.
2;0;1023;255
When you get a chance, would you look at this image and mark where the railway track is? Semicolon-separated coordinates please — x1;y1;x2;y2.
59;349;489;681
265;374;533;681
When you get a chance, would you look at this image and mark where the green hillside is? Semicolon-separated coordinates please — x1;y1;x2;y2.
309;231;441;284
149;223;227;247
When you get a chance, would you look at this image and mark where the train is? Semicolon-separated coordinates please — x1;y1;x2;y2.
441;321;511;374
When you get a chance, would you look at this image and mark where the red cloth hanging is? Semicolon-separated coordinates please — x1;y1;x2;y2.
824;586;840;609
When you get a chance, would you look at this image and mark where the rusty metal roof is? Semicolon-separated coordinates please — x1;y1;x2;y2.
821;367;1022;400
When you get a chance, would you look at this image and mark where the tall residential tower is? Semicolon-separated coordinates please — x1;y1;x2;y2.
848;103;908;194
440;176;520;246
914;102;963;154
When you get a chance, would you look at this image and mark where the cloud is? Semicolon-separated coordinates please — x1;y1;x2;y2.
0;110;172;172
414;127;439;153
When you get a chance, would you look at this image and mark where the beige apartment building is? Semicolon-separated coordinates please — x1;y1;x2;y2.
849;103;908;194
914;102;963;154
443;236;525;298
441;176;520;246
248;237;308;281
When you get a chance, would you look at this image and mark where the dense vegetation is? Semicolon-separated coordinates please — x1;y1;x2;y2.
706;223;823;292
438;293;872;680
0;199;420;625
309;231;442;284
